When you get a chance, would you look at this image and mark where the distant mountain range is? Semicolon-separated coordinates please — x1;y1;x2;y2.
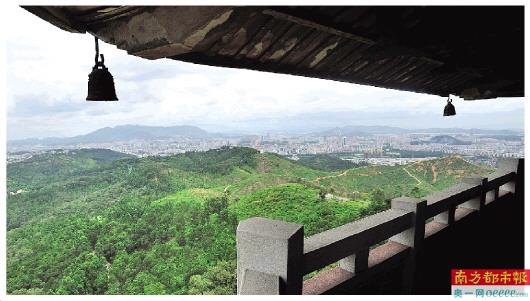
410;135;472;146
319;125;521;136
8;125;214;146
8;124;522;146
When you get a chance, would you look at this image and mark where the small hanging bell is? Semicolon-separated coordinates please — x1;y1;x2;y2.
87;37;118;101
443;97;456;116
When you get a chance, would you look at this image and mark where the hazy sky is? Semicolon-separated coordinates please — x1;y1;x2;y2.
6;6;525;140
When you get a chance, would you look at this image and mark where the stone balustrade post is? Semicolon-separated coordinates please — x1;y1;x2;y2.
459;176;488;212
390;197;427;250
389;197;427;293
498;158;524;247
497;158;523;194
236;217;304;295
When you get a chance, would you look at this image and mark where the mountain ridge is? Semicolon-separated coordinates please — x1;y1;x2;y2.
8;125;214;145
319;125;521;136
8;124;521;146
410;135;472;145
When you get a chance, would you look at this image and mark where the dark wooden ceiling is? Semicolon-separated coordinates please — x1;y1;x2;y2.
24;6;524;100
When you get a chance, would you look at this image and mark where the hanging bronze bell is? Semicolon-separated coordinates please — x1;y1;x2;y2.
443;98;456;116
86;61;118;101
87;37;118;101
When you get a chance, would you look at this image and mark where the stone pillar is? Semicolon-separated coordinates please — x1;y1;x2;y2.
499;158;524;244
239;269;280;295
236;217;304;295
390;197;427;250
389;197;427;293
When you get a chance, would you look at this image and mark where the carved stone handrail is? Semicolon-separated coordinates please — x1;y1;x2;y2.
236;158;523;295
303;209;413;275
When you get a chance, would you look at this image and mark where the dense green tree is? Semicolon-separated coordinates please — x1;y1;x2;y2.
7;147;492;295
188;260;236;294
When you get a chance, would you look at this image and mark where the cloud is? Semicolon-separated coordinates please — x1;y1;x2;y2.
9;94;87;116
5;6;525;140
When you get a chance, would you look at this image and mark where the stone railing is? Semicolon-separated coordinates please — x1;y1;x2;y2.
236;158;523;295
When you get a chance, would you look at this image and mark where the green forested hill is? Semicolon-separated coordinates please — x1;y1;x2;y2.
6;147;492;294
6;148;134;191
296;154;367;171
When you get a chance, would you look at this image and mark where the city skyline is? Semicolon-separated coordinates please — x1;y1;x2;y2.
7;126;523;169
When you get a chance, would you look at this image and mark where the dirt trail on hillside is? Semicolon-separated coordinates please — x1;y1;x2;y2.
402;167;422;185
431;165;438;183
313;170;350;183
